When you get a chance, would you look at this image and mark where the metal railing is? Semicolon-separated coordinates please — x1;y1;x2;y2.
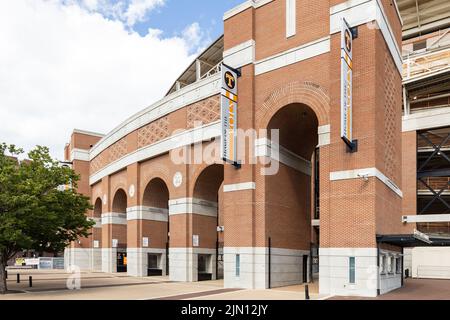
403;47;450;82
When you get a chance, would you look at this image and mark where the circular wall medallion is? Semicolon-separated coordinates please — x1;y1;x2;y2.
129;184;135;198
102;194;107;205
173;172;183;188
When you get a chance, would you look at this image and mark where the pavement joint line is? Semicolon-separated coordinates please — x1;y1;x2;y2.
152;288;244;300
139;287;232;301
317;295;335;300
9;280;174;294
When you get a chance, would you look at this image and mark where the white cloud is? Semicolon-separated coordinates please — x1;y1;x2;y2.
124;0;165;27
0;0;204;160
78;0;166;28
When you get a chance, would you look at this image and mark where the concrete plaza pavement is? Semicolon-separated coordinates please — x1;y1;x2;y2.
0;269;324;300
4;270;448;300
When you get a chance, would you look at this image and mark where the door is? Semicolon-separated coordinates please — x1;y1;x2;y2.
117;251;127;273
303;255;308;283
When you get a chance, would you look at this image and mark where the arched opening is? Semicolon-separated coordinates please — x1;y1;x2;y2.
112;189;127;273
141;178;170;276
265;103;320;288
112;189;127;213
92;197;103;270
93;198;102;218
193;164;224;281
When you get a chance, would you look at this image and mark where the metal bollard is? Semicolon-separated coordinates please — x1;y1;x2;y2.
29;276;32;288
305;284;310;300
17;273;20;283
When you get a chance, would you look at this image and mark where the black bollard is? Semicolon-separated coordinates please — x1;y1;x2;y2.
305;284;310;300
17;273;20;283
5;270;7;279
29;276;32;288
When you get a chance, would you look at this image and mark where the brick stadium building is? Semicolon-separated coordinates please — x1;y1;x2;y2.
64;0;450;297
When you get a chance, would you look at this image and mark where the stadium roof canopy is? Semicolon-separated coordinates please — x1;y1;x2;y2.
397;0;450;39
165;36;224;96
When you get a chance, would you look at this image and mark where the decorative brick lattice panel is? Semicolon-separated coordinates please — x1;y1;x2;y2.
187;96;220;129
137;116;169;148
90;153;105;174
384;52;398;179
108;138;127;163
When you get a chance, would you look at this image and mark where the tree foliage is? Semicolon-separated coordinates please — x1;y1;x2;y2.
0;143;94;294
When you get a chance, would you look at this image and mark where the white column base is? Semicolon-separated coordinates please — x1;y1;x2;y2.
127;248;167;277
101;248;117;273
91;248;102;272
169;248;216;282
319;248;399;297
223;247;310;289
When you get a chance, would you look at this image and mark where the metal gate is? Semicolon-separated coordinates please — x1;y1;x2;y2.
216;241;224;280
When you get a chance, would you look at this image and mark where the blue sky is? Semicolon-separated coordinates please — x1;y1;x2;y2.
134;0;244;39
1;0;247;159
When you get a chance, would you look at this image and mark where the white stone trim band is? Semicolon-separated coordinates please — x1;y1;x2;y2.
223;0;273;21
223;182;256;193
255;36;331;75
403;107;450;132
70;148;90;162
255;138;312;176
89;121;221;185
168;198;218;217
318;125;331;147
223;39;255;69
88;217;102;229
101;212;127;225
330;168;403;197
127;206;169;222
402;214;450;224
330;0;402;74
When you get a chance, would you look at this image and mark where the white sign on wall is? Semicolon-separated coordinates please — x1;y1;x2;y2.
221;63;239;166
112;239;118;248
341;18;354;149
93;240;100;248
143;237;149;248
193;235;199;247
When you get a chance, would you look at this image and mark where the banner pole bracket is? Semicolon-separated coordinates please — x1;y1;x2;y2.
345;139;358;153
222;62;241;78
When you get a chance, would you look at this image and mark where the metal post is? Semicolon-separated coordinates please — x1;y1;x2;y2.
16;273;20;283
29;276;32;288
5;270;7;279
268;237;271;289
166;241;169;276
305;284;310;300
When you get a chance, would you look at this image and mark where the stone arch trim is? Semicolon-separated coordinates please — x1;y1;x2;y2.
257;81;331;129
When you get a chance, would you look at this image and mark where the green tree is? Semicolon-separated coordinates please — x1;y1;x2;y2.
0;143;94;294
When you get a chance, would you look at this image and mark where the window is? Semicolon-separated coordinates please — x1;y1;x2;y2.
286;0;296;38
381;255;387;274
349;257;356;284
413;40;427;52
396;257;402;274
389;256;395;274
236;254;241;277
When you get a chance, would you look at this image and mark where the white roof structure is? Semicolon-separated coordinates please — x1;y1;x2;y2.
165;36;224;96
397;0;450;38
